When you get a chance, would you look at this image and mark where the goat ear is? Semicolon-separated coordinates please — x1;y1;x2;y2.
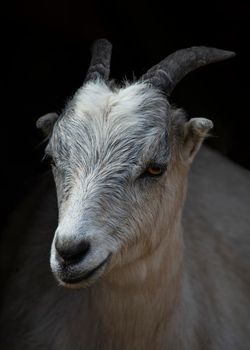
182;118;213;163
36;113;59;135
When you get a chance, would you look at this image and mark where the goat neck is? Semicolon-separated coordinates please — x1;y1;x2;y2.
87;218;184;350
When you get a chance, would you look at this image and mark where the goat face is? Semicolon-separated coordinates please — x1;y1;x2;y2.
37;40;233;288
42;80;196;288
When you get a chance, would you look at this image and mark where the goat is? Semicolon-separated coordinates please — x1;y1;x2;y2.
1;39;250;350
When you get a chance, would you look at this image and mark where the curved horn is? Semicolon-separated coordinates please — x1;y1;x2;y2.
141;46;235;96
85;39;112;82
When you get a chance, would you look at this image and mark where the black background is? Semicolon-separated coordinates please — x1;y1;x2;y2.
2;1;250;231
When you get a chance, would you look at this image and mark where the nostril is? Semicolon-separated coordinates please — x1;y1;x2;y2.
55;238;90;265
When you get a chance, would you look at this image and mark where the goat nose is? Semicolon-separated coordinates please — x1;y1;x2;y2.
55;237;90;265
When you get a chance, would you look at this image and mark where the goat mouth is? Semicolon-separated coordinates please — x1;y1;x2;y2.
60;254;111;285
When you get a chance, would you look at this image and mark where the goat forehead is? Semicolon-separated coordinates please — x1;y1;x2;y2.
71;80;168;123
50;81;169;162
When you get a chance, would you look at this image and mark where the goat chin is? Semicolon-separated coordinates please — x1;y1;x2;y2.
56;255;113;289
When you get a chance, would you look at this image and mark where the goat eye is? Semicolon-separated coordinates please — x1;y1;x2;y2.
146;166;163;176
141;164;165;178
43;154;55;167
49;158;55;166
